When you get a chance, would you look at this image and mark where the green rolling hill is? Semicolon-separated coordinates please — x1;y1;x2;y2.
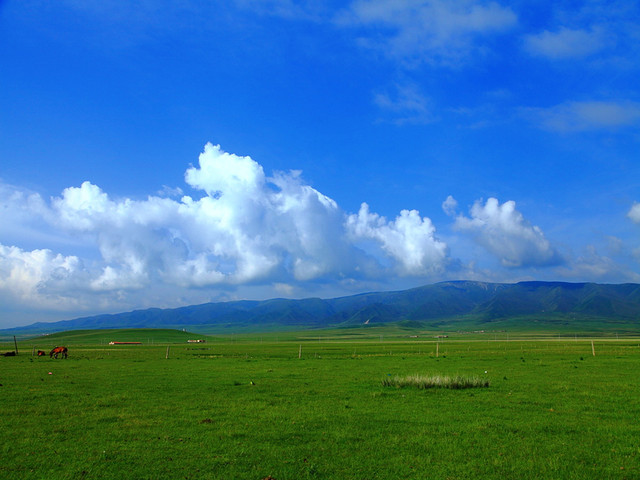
4;281;640;335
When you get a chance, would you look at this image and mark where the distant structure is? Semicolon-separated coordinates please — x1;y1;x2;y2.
187;339;206;343
109;341;142;345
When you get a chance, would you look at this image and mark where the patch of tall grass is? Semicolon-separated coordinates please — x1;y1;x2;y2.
382;374;490;390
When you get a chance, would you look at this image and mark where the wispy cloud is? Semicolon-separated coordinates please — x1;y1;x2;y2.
524;27;607;59
337;0;517;66
233;0;325;20
157;185;184;198
556;245;640;283
526;100;640;132
373;83;435;124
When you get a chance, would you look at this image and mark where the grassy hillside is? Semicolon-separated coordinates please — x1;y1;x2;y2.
4;281;640;336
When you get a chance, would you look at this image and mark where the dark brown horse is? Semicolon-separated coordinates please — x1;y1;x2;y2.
49;346;68;359
37;350;46;356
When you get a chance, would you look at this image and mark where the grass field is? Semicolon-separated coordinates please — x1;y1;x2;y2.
1;328;639;479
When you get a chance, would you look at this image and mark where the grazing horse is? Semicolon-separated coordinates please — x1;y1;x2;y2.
49;346;68;359
2;351;16;357
37;350;46;356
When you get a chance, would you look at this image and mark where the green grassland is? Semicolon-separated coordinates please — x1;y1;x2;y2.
1;329;639;479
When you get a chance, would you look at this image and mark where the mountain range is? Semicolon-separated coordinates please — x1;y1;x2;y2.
5;280;640;335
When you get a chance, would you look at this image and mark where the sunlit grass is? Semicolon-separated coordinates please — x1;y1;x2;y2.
1;334;639;479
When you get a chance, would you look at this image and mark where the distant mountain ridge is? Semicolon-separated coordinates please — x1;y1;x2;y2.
5;281;640;334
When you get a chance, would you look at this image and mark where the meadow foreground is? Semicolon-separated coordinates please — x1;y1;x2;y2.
1;333;638;479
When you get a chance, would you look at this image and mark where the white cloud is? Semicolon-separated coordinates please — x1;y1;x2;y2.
0;143;455;321
339;0;517;65
177;145;357;283
527;100;640;132
0;244;86;310
346;203;448;275
524;27;606;59
0;182;66;248
453;197;562;268
185;143;267;198
442;195;458;216
52;181;114;231
628;202;640;224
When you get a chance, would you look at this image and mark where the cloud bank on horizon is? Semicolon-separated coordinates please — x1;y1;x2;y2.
1;0;640;327
2;142;639;326
0;144;449;316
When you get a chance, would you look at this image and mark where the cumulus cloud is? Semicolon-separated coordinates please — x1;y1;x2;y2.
524;27;606;59
338;0;517;65
346;203;448;275
452;197;562;268
527;100;640;132
41;144;357;289
0;143;453;319
0;244;87;310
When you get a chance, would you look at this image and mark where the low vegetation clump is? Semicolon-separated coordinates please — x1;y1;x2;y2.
382;373;490;390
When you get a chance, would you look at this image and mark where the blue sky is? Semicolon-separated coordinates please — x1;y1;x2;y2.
1;0;640;327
